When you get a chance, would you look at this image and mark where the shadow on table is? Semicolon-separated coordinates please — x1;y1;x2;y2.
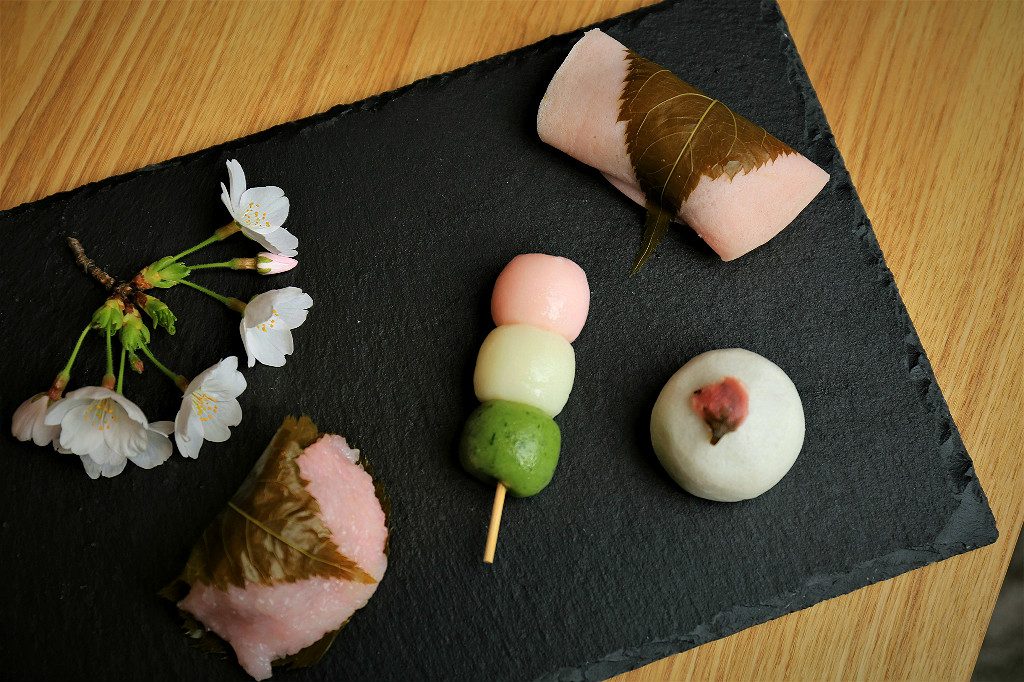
972;534;1023;681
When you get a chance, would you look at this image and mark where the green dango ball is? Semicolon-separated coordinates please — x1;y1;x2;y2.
459;400;561;497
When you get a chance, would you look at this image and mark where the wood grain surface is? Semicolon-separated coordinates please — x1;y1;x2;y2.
2;1;1022;680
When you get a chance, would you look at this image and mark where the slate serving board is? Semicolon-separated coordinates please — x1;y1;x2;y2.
0;0;998;680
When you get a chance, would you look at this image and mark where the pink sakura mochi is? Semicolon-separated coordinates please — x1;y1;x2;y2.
491;254;590;342
536;29;829;261
178;434;387;681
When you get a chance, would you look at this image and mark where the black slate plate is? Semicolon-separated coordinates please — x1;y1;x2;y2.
0;1;997;680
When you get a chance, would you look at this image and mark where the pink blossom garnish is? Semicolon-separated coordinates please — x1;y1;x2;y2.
690;376;749;445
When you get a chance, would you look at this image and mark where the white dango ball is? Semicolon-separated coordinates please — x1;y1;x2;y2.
650;348;804;502
474;324;575;417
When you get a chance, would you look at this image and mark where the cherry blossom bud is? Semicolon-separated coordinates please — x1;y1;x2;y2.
256;252;298;275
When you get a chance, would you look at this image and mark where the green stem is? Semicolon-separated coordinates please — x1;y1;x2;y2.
101;327;115;389
139;345;189;392
179;278;232;305
116;346;126;394
168;234;220;263
60;323;93;377
167;222;241;263
179;279;247;313
188;261;236;270
48;322;92;400
105;328;114;377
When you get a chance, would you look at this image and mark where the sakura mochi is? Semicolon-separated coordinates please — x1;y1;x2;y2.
537;29;829;268
491;253;591;342
650;349;804;502
166;417;387;680
474;323;576;417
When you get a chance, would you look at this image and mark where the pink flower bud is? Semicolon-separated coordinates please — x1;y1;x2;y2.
256;252;298;275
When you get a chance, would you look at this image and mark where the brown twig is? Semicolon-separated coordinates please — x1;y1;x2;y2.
67;237;117;291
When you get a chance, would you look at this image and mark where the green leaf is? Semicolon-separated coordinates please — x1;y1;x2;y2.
618;50;794;270
90;298;124;332
177;416;374;592
152;264;191;288
119;310;151;351
142;295;176;335
141;258;191;288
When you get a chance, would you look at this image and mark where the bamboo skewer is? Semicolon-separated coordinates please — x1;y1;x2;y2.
483;482;507;564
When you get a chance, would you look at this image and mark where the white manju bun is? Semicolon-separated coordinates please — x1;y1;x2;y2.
651;348;804;502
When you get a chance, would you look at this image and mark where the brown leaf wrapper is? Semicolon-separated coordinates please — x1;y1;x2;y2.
180;415;373;589
619;50;795;272
161;415;385;670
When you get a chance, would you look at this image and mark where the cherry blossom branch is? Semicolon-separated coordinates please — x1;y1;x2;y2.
67;237;116;290
68;237;137;305
13;160;309;479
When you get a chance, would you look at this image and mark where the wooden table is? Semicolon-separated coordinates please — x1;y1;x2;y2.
2;1;1021;679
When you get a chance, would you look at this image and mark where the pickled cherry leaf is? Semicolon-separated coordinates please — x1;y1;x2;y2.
177;416;374;591
161;416;379;671
631;203;673;276
618;50;794;272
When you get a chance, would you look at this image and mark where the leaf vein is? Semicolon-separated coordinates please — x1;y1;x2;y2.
229;502;349;573
659;99;718;206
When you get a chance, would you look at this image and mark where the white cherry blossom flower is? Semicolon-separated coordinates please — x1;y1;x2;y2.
175;356;246;459
12;393;61;447
240;287;313;368
220;159;298;256
44;386;173;478
79;422;174;479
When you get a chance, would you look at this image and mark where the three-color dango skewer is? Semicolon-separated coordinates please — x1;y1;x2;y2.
459;254;590;563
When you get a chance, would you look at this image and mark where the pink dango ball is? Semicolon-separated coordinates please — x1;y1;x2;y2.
490;254;590;342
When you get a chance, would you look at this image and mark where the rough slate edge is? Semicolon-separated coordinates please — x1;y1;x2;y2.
0;0;996;678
